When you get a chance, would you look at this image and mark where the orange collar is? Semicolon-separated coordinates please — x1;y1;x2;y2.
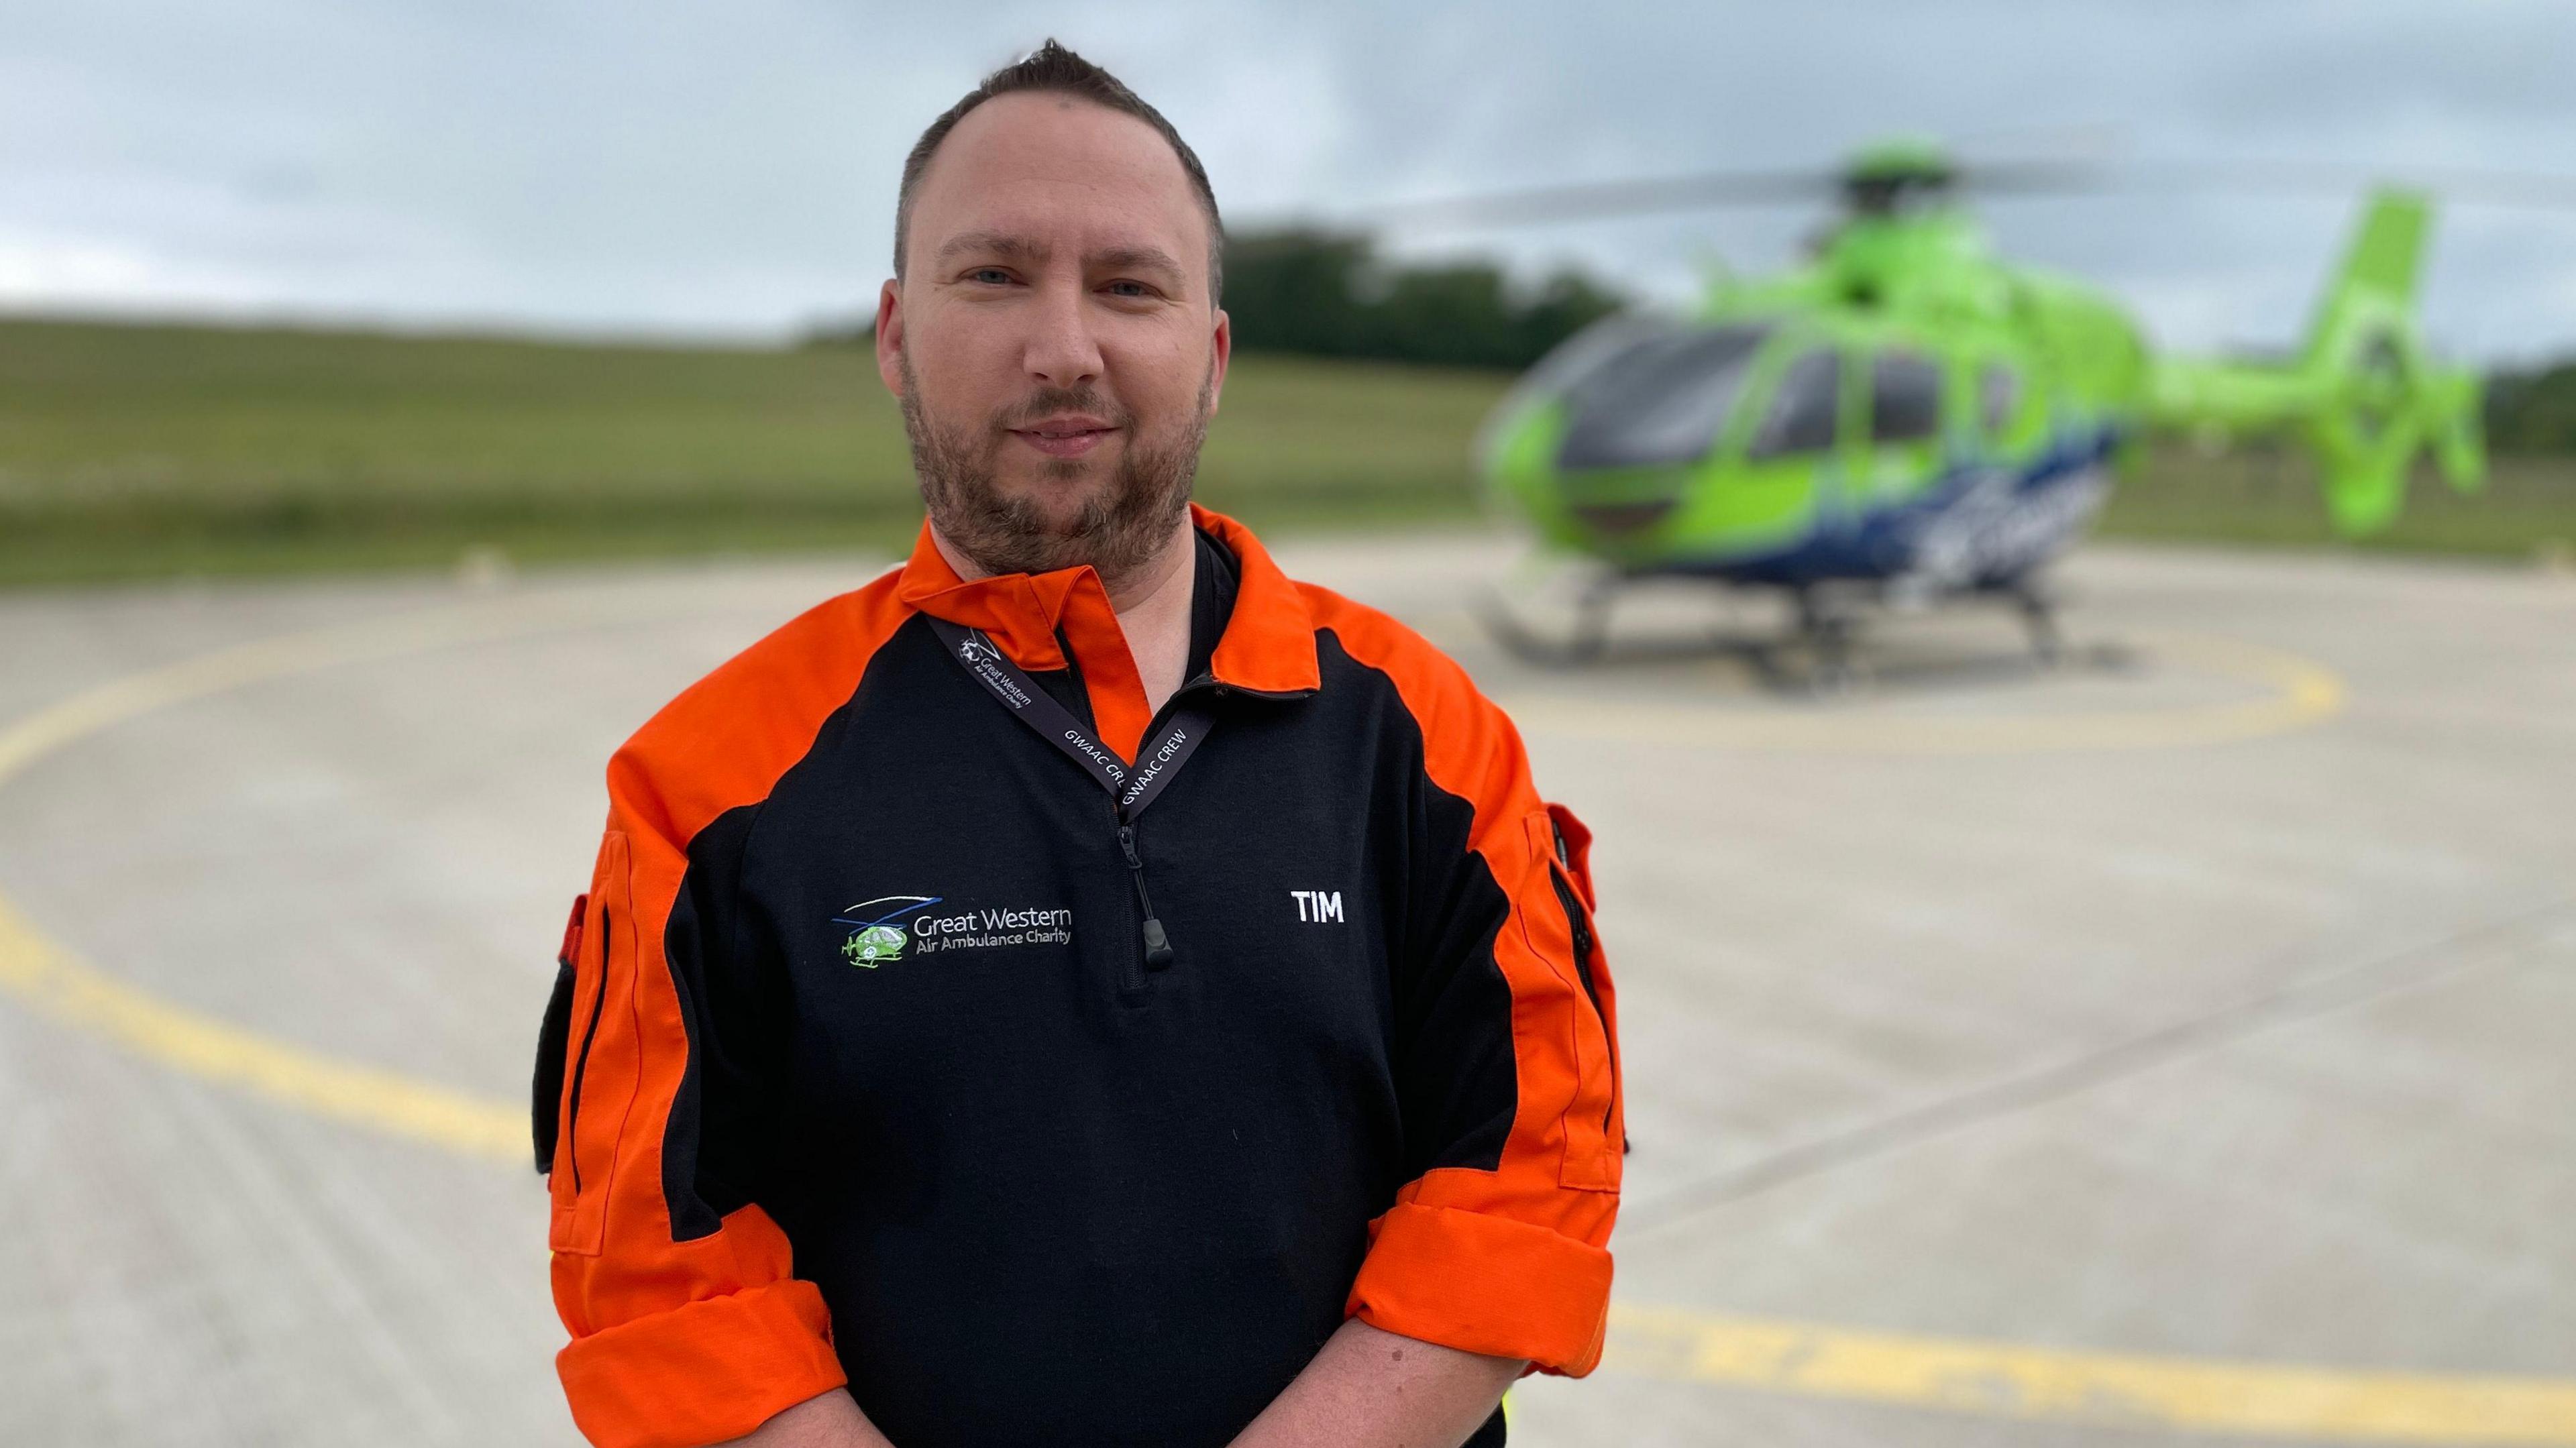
893;504;1320;696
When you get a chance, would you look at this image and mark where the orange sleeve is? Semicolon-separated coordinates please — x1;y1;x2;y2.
540;583;910;1447
1316;591;1624;1376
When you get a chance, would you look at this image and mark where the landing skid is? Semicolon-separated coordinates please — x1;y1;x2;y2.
1476;564;2070;691
1474;570;1623;667
2006;579;2063;666
1784;586;1862;692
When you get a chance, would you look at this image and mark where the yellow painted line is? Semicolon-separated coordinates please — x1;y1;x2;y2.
1607;1304;2576;1445
0;587;722;787
0;889;525;1160
1502;630;2346;755
2;584;2568;1445
0;587;747;1161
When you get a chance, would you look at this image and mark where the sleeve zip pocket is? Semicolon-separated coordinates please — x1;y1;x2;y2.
547;830;636;1256
560;903;612;1193
1519;806;1622;1192
1544;801;1626;1162
1545;860;1617;1121
530;892;588;1174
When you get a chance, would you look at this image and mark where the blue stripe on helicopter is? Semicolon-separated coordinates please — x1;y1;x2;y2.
1668;423;2123;587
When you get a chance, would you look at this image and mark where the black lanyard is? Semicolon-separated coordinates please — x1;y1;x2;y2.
925;616;1213;970
924;616;1214;820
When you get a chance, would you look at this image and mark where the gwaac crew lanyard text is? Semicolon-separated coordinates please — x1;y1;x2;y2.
924;616;1212;971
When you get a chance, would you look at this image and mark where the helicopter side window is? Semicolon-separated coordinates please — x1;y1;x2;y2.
1747;350;1842;459
1868;351;1943;446
1979;364;2022;439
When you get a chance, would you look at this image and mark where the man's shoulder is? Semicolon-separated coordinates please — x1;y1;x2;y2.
1289;579;1536;810
604;567;915;848
1294;579;1491;718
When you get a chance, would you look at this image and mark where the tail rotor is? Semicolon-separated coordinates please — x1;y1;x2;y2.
2153;188;2485;535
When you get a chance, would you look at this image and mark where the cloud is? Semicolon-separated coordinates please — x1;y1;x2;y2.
4;1;2573;359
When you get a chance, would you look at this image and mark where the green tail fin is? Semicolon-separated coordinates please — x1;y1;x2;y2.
2302;190;2486;533
2304;188;2428;358
2151;188;2486;536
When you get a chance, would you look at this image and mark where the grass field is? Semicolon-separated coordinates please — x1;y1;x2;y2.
0;317;1501;586
3;315;2571;586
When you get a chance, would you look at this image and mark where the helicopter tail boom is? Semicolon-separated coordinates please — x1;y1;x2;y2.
2149;188;2485;535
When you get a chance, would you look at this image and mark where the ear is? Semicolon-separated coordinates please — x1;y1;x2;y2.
874;279;906;397
1206;307;1231;416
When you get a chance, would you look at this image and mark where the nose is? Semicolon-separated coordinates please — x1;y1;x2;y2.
1023;276;1104;389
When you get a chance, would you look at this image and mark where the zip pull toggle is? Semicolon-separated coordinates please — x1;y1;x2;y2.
1116;823;1177;972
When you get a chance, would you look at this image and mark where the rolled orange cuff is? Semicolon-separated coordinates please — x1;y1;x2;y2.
557;1278;846;1448
1345;1202;1615;1375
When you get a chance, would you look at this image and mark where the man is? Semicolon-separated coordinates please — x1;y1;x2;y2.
531;40;1622;1448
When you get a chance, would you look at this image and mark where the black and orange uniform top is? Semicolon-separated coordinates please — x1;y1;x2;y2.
533;505;1623;1448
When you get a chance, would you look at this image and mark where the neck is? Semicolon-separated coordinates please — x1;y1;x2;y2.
928;514;1199;714
924;514;1194;612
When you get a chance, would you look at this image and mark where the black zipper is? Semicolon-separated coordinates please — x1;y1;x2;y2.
1107;673;1225;991
564;904;612;1192
1097;672;1311;995
1116;818;1175;987
533;960;576;1174
1146;672;1220;732
1546;865;1618;1134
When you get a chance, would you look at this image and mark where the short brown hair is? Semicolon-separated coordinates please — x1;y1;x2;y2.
894;39;1224;302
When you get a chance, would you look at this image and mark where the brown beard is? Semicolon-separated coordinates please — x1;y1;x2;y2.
899;353;1212;592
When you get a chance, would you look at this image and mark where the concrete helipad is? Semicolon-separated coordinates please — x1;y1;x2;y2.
2;533;2571;1447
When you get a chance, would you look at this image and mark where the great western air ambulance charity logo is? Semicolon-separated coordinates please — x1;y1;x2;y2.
833;893;1076;966
835;895;939;967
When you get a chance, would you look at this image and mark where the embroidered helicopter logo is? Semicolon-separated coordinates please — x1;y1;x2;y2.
833;895;941;967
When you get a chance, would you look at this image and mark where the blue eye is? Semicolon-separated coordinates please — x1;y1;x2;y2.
969;268;1011;285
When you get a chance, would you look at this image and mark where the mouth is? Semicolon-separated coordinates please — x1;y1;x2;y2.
1008;414;1120;459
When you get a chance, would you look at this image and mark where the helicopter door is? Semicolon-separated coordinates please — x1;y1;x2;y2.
1863;349;1945;502
1746;349;1844;460
1978;359;2025;446
1744;347;1852;524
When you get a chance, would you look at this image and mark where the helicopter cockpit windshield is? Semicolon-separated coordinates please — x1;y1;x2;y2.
1544;320;1776;471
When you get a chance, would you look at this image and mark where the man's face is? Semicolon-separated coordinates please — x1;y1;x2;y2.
878;91;1230;583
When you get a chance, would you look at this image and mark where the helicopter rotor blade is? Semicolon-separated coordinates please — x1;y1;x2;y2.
1270;156;2576;233
1305;168;1841;229
1987;158;2576;211
1289;160;2085;230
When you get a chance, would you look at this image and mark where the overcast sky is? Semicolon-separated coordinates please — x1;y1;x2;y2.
6;0;2575;364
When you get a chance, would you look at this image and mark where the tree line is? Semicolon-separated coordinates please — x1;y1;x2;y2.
803;229;1626;373
2485;363;2576;453
1214;230;1625;371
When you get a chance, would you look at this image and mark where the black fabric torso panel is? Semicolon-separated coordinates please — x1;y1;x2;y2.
663;559;1519;1447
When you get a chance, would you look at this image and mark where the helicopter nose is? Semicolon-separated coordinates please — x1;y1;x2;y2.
1568;497;1682;535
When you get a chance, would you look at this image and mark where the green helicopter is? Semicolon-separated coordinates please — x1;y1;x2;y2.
1463;140;2489;666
